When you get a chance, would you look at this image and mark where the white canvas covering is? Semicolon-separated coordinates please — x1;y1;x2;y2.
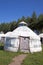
19;21;27;25
4;21;42;53
4;37;19;52
4;32;12;37
39;33;43;38
12;26;40;40
0;34;5;39
0;33;5;42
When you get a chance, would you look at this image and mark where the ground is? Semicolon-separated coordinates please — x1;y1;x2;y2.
0;43;22;65
0;43;43;65
0;50;22;65
22;44;43;65
9;54;27;65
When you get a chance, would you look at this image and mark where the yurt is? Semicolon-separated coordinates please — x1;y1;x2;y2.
0;33;5;43
39;33;43;43
4;21;42;53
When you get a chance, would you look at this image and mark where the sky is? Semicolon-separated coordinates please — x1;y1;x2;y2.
0;0;43;23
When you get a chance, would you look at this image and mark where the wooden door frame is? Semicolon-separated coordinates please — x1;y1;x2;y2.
19;36;30;51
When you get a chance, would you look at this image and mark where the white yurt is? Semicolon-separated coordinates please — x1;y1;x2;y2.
39;33;43;43
0;33;5;43
4;21;42;53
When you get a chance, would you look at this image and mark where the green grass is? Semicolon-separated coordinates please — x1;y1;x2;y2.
0;43;21;65
0;43;43;65
0;42;4;50
22;45;43;65
0;50;21;65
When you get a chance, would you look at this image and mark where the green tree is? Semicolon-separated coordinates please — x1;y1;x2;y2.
32;11;37;21
10;21;16;31
0;23;10;33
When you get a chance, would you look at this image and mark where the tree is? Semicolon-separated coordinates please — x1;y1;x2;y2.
0;23;10;33
32;12;37;19
37;14;43;32
17;16;26;26
0;12;43;33
25;17;31;26
10;21;16;31
38;14;43;21
29;12;38;30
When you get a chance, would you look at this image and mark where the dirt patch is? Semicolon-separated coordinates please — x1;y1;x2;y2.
9;54;27;65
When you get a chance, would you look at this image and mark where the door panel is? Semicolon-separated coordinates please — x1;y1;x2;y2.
20;37;29;50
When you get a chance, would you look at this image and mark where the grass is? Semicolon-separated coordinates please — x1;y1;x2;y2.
22;44;43;65
0;43;21;65
0;42;4;50
0;50;21;65
0;43;43;65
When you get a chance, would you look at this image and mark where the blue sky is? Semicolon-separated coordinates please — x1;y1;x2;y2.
0;0;43;23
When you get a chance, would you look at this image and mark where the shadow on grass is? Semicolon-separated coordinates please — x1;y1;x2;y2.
0;42;4;50
0;46;4;50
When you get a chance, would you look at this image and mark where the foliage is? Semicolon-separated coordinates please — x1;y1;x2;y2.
0;12;43;33
10;21;16;31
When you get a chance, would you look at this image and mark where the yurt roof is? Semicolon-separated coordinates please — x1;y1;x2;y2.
12;26;40;40
39;33;43;38
19;21;27;25
4;31;12;37
0;34;5;37
4;21;40;40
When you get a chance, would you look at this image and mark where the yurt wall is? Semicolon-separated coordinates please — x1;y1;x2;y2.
29;39;42;53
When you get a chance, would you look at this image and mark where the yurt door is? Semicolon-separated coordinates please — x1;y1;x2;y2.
19;36;29;52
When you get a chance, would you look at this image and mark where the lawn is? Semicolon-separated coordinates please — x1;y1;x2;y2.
0;43;43;65
22;44;43;65
0;43;21;65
